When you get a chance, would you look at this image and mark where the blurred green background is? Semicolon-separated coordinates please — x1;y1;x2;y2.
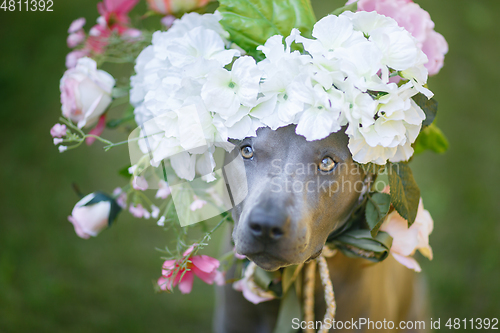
0;0;499;332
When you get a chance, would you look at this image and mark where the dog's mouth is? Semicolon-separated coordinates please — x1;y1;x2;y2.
245;252;292;271
305;247;323;263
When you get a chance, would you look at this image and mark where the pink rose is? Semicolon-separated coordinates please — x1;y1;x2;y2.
60;57;115;128
146;0;209;15
346;0;448;75
380;198;434;272
158;245;224;294
68;192;120;239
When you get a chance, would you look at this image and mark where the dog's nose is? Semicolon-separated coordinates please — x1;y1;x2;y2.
247;209;287;241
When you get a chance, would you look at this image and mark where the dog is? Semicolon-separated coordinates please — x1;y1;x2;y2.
214;125;428;333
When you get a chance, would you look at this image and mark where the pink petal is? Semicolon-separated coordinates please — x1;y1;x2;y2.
182;245;196;257
177;271;194;294
214;271;225;286
68;18;86;33
157;276;171;291
192;266;217;285
191;255;220;273
392;253;421;272
86;114;107;145
68;215;91;239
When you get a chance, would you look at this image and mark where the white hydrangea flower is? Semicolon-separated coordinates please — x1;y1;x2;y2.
201;56;261;118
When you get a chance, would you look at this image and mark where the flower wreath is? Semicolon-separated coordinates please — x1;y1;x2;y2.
52;0;448;328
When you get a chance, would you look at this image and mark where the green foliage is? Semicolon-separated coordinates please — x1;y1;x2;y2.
387;163;420;226
413;92;438;127
330;0;358;16
218;0;316;60
332;229;392;262
365;192;391;237
414;123;449;154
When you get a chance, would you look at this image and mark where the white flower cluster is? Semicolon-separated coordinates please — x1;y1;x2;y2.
130;11;432;180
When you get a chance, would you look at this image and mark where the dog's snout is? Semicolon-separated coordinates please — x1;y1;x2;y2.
247;209;287;242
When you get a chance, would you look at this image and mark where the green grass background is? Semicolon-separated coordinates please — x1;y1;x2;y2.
0;0;499;332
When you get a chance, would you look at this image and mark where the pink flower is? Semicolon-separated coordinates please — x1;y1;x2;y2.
151;205;160;219
380;198;434;272
132;176;149;191
233;262;276;304
97;0;139;27
50;123;67;138
68;18;86;33
68;193;112;239
189;195;207;211
146;0;209;15
129;204;150;219
53;138;64;145
60;57;115;128
65;50;90;69
113;187;128;209
160;15;176;28
158;245;223;294
67;30;86;48
155;180;171;199
346;0;448;75
85;114;107;145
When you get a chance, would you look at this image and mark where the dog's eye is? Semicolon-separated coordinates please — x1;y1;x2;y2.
241;146;254;159
319;156;336;172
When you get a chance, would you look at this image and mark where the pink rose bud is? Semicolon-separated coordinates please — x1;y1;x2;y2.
68;192;121;239
146;0;209;15
50;123;67;137
60;57;115;128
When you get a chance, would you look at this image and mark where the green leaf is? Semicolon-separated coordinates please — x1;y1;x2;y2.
412;93;438;126
272;287;302;333
331;1;358;16
118;165;132;179
365;192;391;237
387;163;420;226
333;230;392;262
413;123;449;155
218;0;316;60
281;265;301;294
253;266;275;290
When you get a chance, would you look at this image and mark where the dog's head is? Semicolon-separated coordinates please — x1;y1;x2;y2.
226;125;366;271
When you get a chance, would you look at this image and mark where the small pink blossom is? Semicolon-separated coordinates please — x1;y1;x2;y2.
380;197;434;272
157;245;223;294
58;146;68;153
50;123;67;138
68;18;86;33
129;204;150;219
155;180;171;199
67;30;86;48
189;195;207;211
86;114;107;146
151;205;160;219
161;15;176;28
132;176;149;191
113;187;128;209
65;50;89;69
53;138;64;145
